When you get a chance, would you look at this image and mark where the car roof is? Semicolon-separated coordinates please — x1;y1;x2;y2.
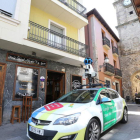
78;88;102;90
77;88;117;92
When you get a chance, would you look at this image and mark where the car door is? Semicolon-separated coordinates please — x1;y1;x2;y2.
110;90;123;122
99;89;116;131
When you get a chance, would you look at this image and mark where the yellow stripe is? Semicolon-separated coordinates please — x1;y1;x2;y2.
35;103;69;129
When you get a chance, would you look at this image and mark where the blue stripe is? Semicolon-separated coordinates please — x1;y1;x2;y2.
28;107;46;123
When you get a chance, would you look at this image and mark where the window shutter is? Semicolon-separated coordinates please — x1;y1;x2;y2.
50;24;63;35
0;0;17;17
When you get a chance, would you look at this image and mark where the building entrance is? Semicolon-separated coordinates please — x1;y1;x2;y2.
0;63;6;126
46;70;65;104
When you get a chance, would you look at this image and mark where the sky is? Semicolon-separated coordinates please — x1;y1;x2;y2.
83;0;119;37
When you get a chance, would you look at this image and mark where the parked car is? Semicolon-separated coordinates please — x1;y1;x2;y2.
27;87;128;140
135;93;140;104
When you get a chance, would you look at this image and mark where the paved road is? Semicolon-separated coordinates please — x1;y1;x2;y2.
0;104;140;140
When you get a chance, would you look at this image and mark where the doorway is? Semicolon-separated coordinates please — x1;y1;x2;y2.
46;70;65;104
0;63;6;126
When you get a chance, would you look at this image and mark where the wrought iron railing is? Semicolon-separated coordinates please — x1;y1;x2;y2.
28;21;88;57
103;37;110;48
104;63;114;74
112;46;119;55
115;68;122;77
58;0;87;18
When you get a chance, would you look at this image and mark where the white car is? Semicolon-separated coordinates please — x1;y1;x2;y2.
27;87;128;140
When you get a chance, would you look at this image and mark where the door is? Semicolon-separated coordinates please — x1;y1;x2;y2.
0;64;6;126
110;90;123;122
50;24;64;48
100;90;116;131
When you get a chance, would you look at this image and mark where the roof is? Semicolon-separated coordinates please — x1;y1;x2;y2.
86;8;120;42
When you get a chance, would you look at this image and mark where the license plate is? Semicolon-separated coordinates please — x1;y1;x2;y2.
29;126;44;136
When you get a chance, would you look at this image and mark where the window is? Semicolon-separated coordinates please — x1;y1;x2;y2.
105;78;111;88
129;11;133;15
102;29;105;44
97;91;111;104
104;53;108;59
50;23;64;48
114;60;117;68
110;90;119;99
57;90;98;103
111;40;114;48
0;0;17;18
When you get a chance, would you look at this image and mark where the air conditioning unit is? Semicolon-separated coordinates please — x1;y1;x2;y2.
0;9;12;17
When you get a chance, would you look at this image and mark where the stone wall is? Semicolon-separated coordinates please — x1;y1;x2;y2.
0;49;84;124
114;0;140;99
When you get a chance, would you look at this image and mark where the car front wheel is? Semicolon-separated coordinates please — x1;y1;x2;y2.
85;118;101;140
121;108;128;123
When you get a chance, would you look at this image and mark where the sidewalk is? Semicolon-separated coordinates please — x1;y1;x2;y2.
0;104;140;140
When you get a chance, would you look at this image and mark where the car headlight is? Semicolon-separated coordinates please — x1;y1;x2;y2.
53;113;81;126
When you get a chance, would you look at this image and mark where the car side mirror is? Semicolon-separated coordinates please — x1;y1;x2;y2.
101;97;111;103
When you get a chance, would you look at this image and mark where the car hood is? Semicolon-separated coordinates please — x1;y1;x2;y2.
32;102;91;116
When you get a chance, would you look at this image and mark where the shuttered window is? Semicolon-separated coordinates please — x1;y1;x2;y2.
0;0;17;17
50;24;63;34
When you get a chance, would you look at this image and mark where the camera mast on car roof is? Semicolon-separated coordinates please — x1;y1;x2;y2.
80;57;110;89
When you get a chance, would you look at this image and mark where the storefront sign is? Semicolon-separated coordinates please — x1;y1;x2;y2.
71;75;82;90
13;65;39;101
7;53;47;68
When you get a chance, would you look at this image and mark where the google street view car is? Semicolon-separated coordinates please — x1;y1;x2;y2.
27;58;128;140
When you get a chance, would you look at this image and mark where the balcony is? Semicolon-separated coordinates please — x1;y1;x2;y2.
103;37;110;50
28;21;87;58
112;46;119;57
104;63;114;76
59;0;87;18
115;68;122;79
31;0;88;29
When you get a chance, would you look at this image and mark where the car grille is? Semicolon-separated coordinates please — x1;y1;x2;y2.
32;117;51;125
28;125;57;140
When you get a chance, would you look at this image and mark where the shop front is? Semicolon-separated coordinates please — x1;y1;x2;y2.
0;49;84;125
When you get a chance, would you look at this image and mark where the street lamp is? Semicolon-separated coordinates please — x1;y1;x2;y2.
99;57;109;71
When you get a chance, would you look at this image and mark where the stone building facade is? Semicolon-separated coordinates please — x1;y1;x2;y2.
114;0;140;99
0;48;84;124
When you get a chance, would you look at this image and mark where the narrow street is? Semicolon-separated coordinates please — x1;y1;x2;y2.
0;104;140;140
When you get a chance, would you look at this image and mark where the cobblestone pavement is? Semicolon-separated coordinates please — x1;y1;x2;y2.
0;104;140;140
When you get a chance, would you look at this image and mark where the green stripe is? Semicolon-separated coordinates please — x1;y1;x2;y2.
94;88;106;102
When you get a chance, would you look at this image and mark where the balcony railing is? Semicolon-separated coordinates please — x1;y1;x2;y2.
58;0;87;18
104;63;114;76
103;37;110;48
28;21;88;57
112;46;119;56
115;68;122;78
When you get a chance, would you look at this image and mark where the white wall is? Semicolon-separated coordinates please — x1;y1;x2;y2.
0;0;31;44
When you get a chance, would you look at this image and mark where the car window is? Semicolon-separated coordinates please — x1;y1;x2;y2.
56;90;98;103
110;90;119;99
97;91;111;104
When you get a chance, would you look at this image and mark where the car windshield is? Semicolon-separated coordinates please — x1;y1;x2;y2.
56;90;98;103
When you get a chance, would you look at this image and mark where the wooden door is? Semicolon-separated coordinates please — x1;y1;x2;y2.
0;64;6;126
60;74;65;97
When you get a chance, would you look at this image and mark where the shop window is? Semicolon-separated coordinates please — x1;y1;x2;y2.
0;0;17;18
